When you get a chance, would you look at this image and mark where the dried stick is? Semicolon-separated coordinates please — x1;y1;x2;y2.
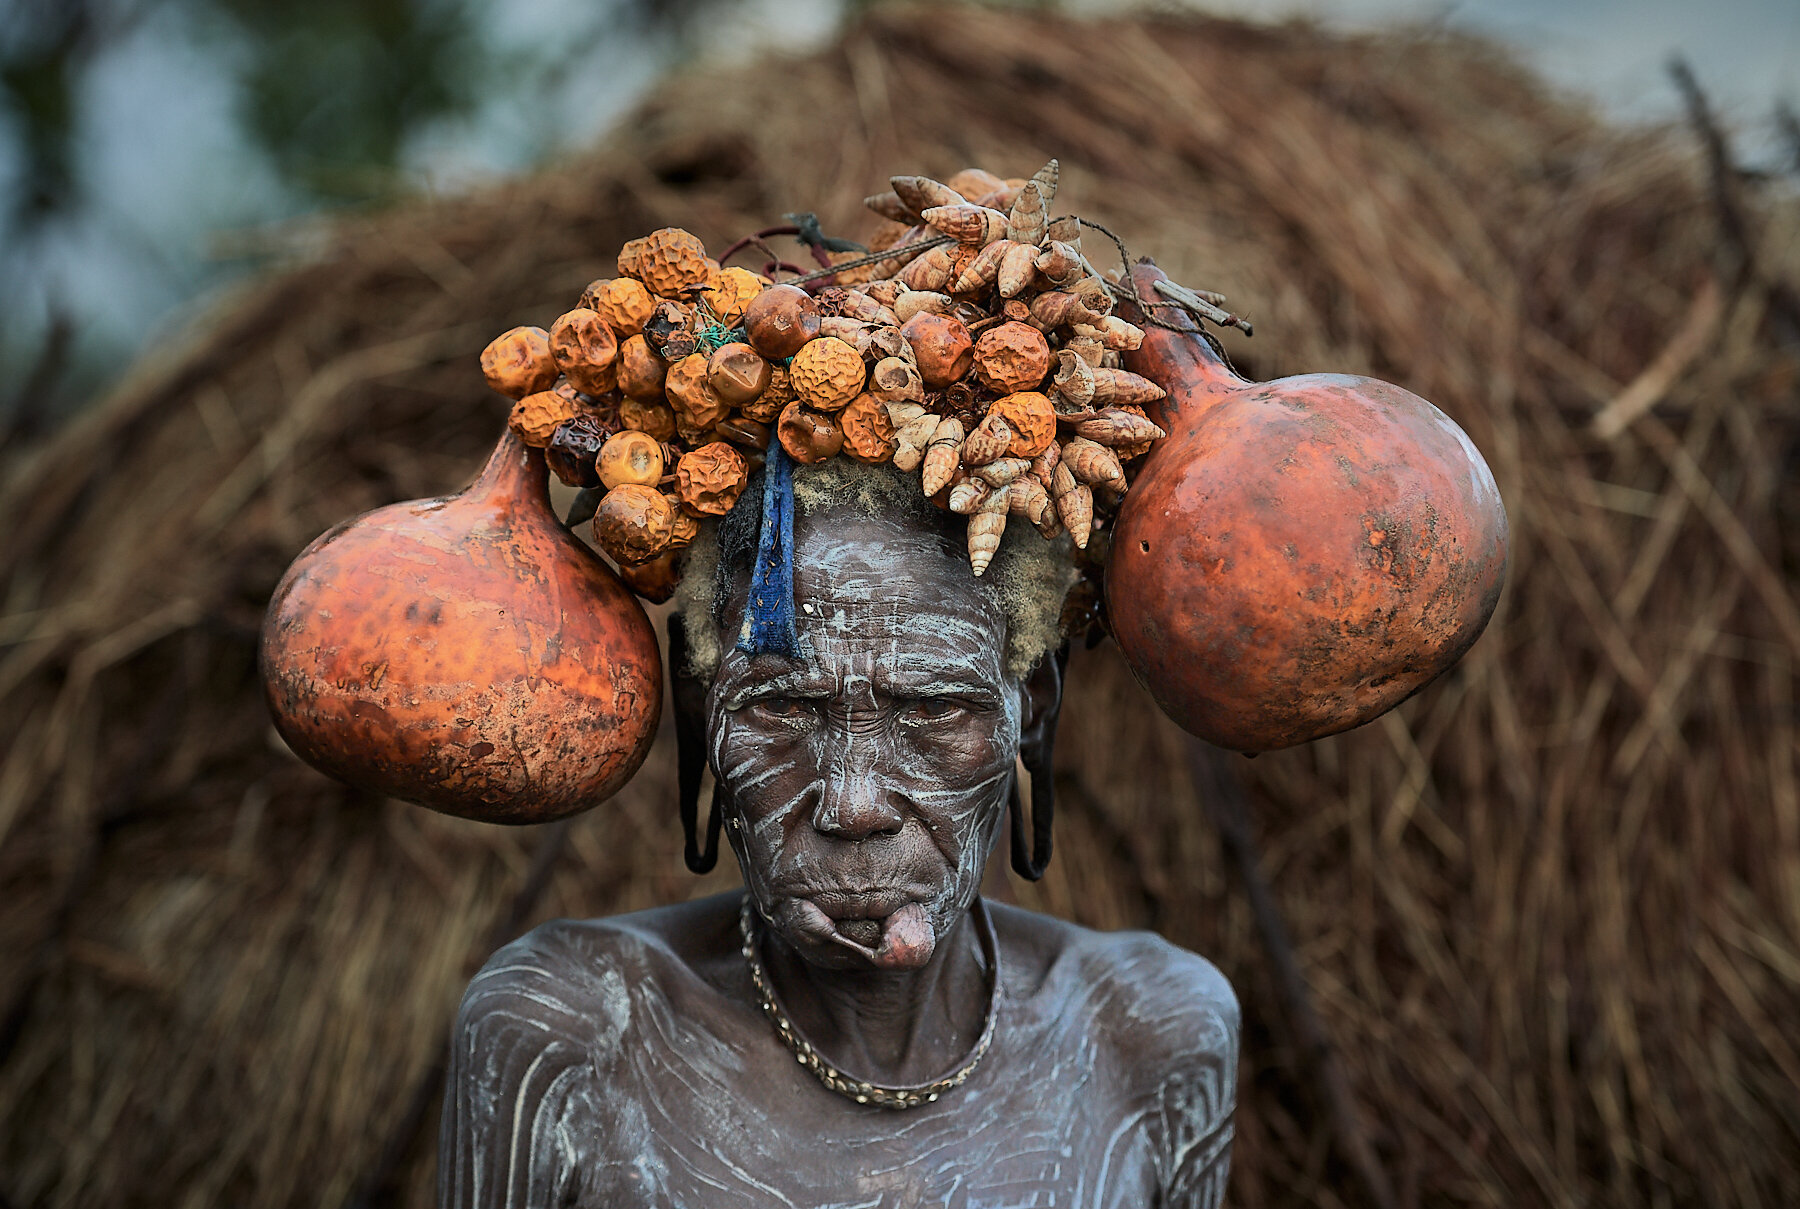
1184;736;1397;1209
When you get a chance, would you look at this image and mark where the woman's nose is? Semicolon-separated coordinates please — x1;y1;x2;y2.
811;740;905;841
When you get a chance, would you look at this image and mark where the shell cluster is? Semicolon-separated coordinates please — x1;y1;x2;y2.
478;160;1168;593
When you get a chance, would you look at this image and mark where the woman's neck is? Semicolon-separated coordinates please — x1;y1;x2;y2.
760;907;990;1085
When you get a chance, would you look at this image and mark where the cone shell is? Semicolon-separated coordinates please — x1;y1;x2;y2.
1072;406;1167;448
967;486;1010;576
585;278;657;337
840;393;898;464
922;416;964;496
790;336;867;411
1089;366;1167;406
962;411;1015;466
481;326;557;399
997;242;1039;299
971;322;1051;394
1006;180;1048;247
923;204;1010;247
776;401;844;464
894;290;953;323
675;442;750;516
865;191;921;224
597;429;665;489
1062;436;1127;491
896;244;957;293
891;175;967;214
1052;463;1093;548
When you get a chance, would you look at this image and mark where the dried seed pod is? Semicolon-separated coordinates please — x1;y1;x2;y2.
975;457;1032;486
744;284;822;360
947;476;992;515
618;397;677;442
617;236;647;278
944;167;1008;201
996;241;1040;299
922;416;965;496
967;486;1011;576
644;298;697;360
840;393;898;464
593;483;676;565
675;442;750;516
789;336;866;411
636;227;712;298
865;191;921;224
870;355;925;404
860;279;904;308
891;408;940;473
508;389;582;447
990;390;1056;457
896;243;957;293
1089;366;1167;407
741;364;792;423
616;335;668;401
922;204;1009;247
618;549;681;604
704;267;768;326
1072;406;1167;448
900;312;974;389
665;353;730;430
891;175;967;214
1010;474;1059;536
894;290;953;323
548;308;620;395
1052;462;1093;549
715;414;771;451
584;277;657;337
1028;289;1106;330
669;509;699;547
961;410;1014;467
971;322;1051;394
707;341;771;405
481;326;557;399
597;429;666;489
776;401;844;464
1062;436;1127;492
1034;240;1085;288
1006;180;1048;248
544;416;608;488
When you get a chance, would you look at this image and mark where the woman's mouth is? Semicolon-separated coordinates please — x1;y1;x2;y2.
791;897;938;969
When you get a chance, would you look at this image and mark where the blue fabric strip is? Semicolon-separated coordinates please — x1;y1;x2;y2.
738;441;800;659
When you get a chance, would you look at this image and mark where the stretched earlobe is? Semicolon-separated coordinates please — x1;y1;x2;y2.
1011;642;1070;880
668;614;723;874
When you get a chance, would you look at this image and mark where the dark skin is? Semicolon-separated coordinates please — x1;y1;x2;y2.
440;508;1239;1208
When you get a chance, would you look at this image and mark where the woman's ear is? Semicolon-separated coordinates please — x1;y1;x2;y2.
668;614;722;873
1011;642;1070;880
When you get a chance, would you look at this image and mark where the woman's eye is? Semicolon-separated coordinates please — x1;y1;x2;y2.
752;697;812;720
903;698;965;722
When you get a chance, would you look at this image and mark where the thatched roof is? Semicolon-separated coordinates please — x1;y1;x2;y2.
3;6;1798;1205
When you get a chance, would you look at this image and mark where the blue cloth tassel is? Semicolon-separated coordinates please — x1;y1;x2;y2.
738;441;800;658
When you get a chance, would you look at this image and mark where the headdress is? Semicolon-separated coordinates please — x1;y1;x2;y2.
259;160;1508;835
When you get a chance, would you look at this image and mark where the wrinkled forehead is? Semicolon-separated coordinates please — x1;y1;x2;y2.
718;510;1011;691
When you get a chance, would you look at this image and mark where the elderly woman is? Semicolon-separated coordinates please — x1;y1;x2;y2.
439;457;1240;1207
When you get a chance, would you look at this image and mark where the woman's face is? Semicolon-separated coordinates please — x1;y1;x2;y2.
706;511;1020;971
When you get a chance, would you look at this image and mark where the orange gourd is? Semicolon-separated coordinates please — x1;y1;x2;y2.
1107;263;1508;752
261;429;662;821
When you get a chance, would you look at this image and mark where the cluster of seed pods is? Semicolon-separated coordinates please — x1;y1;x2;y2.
476;160;1170;589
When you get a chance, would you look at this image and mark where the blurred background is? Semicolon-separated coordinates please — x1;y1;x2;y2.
2;0;1799;1206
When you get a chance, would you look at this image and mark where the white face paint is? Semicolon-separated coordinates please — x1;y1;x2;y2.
705;510;1022;971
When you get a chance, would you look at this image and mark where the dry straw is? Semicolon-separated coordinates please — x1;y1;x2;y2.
3;7;1798;1206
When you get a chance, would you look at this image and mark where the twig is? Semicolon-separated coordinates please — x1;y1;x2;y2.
1184;736;1397;1209
1152;278;1255;337
1590;274;1724;439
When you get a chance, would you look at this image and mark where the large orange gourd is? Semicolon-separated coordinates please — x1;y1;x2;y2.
261;429;662;821
1108;263;1508;752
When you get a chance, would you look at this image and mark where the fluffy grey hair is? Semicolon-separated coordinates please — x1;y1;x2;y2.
674;458;1077;682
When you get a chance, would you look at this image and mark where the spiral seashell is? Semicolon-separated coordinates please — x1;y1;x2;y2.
923;204;1010;247
1006;180;1048;248
949;238;1013;294
974;457;1032;487
967;486;1011;577
897;244;958;293
996;241;1040;299
1051;462;1093;549
1034;241;1085;288
948;476;992;515
960;411;1014;467
865;191;921;224
921;416;964;496
891;175;968;214
1088;366;1167;407
1061;436;1127;493
1052;349;1097;409
1072;407;1166;447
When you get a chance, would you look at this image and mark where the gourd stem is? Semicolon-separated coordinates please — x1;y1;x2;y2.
467;426;551;518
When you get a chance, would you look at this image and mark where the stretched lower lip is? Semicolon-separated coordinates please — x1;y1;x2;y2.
805;891;915;921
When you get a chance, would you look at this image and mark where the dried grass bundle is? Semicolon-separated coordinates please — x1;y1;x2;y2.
2;7;1797;1206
